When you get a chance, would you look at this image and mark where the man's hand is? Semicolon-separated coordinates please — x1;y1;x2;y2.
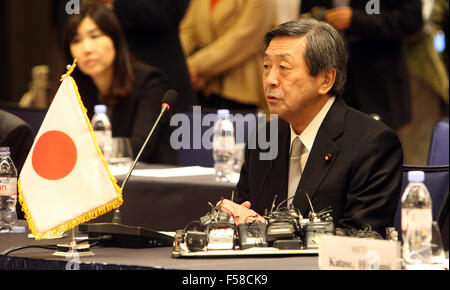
325;7;353;30
216;199;266;225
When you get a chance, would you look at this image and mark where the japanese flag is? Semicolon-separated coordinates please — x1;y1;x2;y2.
18;74;122;240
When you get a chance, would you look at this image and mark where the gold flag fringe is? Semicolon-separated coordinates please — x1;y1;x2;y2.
18;68;123;240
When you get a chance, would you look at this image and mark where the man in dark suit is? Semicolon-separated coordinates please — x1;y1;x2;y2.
218;19;403;237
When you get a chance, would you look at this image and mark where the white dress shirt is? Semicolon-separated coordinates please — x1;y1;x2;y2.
289;96;335;182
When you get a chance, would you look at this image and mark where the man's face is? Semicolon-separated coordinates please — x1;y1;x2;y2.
263;36;330;127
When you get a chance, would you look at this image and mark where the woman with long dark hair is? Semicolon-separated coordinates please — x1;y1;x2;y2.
63;1;176;164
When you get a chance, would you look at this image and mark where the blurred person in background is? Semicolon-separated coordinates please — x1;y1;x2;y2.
273;0;302;25
179;0;275;112
398;0;449;165
430;0;448;71
63;1;177;164
299;0;423;132
92;0;197;111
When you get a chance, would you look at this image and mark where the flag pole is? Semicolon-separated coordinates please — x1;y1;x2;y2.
53;227;94;258
51;60;95;259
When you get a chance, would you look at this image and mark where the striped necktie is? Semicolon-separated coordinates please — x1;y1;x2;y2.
287;136;303;207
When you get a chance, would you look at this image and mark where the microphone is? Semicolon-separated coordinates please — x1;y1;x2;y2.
161;88;177;112
118;89;178;195
78;89;178;248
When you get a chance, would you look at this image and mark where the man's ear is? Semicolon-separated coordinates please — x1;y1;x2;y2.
318;69;336;95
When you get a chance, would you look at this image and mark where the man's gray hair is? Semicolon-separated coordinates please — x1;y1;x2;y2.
264;18;347;97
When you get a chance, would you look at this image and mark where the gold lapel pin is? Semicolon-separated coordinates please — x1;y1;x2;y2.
324;153;332;161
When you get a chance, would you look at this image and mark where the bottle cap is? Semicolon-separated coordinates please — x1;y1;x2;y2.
94;104;107;114
0;147;11;156
408;171;425;182
217;109;230;118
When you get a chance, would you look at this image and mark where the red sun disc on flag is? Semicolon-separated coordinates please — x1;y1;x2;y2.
32;130;77;180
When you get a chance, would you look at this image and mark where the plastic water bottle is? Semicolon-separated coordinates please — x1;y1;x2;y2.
213;109;235;181
0;147;18;232
91;104;112;161
401;171;433;266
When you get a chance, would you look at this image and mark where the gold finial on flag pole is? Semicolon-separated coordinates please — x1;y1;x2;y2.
60;59;77;81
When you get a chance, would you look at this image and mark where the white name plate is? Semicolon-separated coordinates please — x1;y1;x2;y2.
319;235;401;270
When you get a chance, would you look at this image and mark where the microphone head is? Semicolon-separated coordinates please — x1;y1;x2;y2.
161;89;178;110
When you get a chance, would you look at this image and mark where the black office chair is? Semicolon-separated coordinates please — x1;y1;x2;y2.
428;118;449;166
393;165;449;240
437;190;449;251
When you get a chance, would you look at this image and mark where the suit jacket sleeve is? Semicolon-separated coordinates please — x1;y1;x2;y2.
179;0;198;57
0;116;34;174
348;0;423;40
113;0;190;32
339;126;403;233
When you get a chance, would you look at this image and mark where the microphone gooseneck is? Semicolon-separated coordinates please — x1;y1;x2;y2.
112;89;178;224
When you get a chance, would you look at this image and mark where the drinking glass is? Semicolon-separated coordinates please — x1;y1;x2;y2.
108;137;133;167
232;143;246;174
226;143;245;184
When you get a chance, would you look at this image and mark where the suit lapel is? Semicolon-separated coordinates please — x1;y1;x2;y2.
293;98;346;215
254;119;290;210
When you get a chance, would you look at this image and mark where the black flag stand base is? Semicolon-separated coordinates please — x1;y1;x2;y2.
78;219;174;249
53;228;94;258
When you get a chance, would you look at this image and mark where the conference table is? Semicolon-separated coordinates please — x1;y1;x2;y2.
1;162;447;272
0;163;321;272
0;224;319;271
92;163;237;231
